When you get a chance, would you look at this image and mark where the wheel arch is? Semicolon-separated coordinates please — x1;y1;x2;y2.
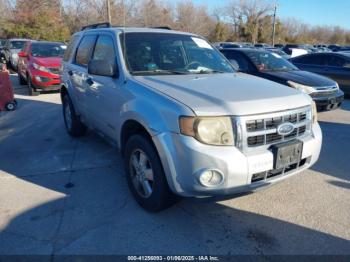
120;119;154;156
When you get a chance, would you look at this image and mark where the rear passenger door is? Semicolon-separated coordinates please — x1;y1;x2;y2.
85;33;123;139
293;54;327;75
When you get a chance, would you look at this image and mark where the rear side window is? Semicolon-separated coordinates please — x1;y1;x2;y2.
327;56;346;67
223;51;251;71
75;35;97;67
293;55;326;65
63;35;80;62
92;35;116;64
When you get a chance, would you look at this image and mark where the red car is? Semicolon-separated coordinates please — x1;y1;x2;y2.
17;41;66;95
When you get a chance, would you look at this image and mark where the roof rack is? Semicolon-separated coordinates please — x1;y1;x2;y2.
151;26;172;30
81;23;172;31
81;22;111;31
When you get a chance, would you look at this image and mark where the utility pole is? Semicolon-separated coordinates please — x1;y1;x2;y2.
271;3;277;47
107;0;112;24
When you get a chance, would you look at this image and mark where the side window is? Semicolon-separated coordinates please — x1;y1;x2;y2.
327;56;346;67
63;35;80;62
294;55;325;65
224;52;250;71
75;35;97;67
21;43;27;52
92;35;116;65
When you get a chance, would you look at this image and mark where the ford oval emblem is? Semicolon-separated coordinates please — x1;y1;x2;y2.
277;122;295;136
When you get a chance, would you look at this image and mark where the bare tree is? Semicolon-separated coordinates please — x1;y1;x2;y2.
175;0;215;37
226;0;273;43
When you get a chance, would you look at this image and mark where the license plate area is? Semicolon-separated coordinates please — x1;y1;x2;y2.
271;140;303;169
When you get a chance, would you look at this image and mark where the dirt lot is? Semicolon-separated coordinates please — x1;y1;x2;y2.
0;74;349;256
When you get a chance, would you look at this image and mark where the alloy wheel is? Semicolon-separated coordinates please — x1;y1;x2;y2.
129;149;154;198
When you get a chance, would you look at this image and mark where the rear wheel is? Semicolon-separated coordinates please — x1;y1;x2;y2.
18;71;27;85
124;134;179;212
62;93;87;137
28;78;39;96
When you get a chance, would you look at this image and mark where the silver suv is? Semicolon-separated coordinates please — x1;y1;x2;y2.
61;24;322;211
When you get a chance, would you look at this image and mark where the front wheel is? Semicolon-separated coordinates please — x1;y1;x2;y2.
5;102;16;111
124;135;179;212
62;93;87;137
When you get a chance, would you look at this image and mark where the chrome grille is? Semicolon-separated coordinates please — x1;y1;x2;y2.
48;67;60;75
243;107;311;148
310;87;338;98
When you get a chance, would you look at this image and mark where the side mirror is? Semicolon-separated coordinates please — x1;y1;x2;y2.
18;51;28;58
88;59;118;78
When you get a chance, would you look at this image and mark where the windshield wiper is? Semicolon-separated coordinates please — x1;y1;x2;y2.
195;69;226;74
131;69;188;75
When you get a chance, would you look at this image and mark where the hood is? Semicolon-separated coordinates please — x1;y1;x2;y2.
263;70;336;88
32;57;62;67
10;49;21;54
133;73;312;116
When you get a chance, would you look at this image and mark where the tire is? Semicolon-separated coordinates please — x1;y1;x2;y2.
28;78;39;96
18;72;27;85
62;93;87;137
124;134;179;212
5;102;16;111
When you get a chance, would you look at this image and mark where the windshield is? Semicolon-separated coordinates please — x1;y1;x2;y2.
268;49;287;56
246;51;298;72
31;43;67;58
121;33;234;75
10;41;26;49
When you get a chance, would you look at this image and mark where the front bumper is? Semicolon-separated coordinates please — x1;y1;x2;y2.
153;123;322;197
311;90;344;111
30;69;61;91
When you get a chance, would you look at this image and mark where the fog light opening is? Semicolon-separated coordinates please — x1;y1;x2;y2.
197;169;224;187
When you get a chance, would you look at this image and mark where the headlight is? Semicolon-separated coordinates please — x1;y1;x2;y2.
11;53;18;59
287;81;316;94
33;63;50;73
179;116;234;146
311;101;318;124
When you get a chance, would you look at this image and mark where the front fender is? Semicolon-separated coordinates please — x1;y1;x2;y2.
117;81;194;148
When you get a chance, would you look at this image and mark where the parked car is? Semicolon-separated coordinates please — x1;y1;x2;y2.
336;46;350;52
266;48;290;59
0;39;6;50
17;41;66;95
254;43;272;48
61;24;322;211
290;52;350;95
317;47;332;52
274;44;284;49
220;48;344;111
283;44;311;55
314;44;327;48
328;44;341;52
2;38;30;70
221;43;244;49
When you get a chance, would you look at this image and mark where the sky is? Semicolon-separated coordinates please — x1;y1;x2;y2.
192;0;350;29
